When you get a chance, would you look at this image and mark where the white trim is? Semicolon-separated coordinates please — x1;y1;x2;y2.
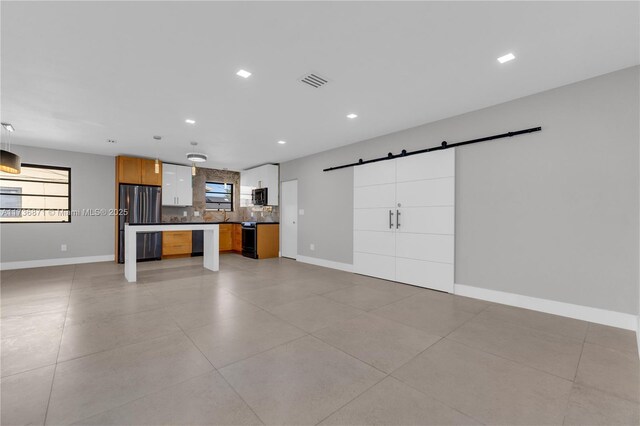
455;284;638;331
637;316;640;358
1;255;115;270
296;255;354;273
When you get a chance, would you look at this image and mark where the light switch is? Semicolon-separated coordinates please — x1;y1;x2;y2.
194;211;200;217
310;243;315;251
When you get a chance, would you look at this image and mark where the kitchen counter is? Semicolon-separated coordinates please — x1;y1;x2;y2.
153;221;280;225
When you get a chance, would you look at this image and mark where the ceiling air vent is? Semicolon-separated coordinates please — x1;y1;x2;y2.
300;73;329;89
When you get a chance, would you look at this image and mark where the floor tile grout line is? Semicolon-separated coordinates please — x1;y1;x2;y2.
42;264;76;425
474;307;589;345
70;367;220;424
169;318;269;425
53;311;183;365
389;365;488;426
561;324;589;425
312;374;389;426
441;335;578;383
70;312;222;424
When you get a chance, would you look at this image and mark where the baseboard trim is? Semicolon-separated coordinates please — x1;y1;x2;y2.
296;255;354;273
455;284;638;331
637;317;640;359
1;255;115;270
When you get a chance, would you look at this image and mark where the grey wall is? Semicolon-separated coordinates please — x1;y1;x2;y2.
281;66;639;315
0;145;115;263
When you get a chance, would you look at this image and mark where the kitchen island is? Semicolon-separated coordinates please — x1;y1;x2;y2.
124;223;219;282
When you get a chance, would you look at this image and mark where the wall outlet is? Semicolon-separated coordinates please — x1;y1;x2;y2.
299;209;305;215
194;211;200;217
310;243;315;251
61;244;67;252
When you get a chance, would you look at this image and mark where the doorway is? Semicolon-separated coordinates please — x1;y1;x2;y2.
281;180;298;259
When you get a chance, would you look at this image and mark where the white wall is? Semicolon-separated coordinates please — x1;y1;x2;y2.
0;145;115;267
281;66;639;316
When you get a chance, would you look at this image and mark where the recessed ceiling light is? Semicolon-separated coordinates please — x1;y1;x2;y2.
278;140;287;145
236;69;252;78
497;53;515;64
347;113;358;119
185;119;196;124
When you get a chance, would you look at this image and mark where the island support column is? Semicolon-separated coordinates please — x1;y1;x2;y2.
203;226;220;271
124;224;138;282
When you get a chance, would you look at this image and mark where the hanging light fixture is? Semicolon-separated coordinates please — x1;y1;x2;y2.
1;122;20;174
187;141;206;176
153;136;162;173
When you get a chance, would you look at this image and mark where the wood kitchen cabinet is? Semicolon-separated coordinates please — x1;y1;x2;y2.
232;224;242;252
257;224;279;259
162;231;192;257
117;156;162;186
219;224;233;251
141;159;162;186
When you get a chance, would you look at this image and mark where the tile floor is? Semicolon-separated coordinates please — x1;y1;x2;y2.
1;255;638;425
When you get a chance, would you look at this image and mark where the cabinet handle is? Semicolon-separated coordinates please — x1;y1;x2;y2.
389;210;394;229
396;210;401;229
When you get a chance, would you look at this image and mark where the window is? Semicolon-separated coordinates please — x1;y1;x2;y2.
205;182;233;211
0;164;71;223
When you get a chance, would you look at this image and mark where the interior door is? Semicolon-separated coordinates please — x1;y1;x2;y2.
281;180;298;259
353;160;396;281
395;149;455;292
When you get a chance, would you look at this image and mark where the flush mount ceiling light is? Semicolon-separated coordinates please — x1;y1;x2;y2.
0;122;20;174
236;69;252;78
185;119;196;124
347;113;358;119
278;140;287;145
497;53;515;64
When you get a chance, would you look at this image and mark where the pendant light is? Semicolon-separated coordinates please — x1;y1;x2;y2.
153;136;162;173
187;141;206;176
0;123;20;174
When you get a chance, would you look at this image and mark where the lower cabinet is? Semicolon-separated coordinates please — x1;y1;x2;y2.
219;224;233;251
162;231;192;257
233;224;242;252
257;224;279;259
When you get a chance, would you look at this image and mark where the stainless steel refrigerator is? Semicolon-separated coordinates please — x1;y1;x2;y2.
118;184;162;263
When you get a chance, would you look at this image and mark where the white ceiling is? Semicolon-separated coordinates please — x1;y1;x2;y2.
1;1;638;171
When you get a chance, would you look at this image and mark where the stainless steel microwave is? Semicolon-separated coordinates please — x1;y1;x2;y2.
252;188;268;206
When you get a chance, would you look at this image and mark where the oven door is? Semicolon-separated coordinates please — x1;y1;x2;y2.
242;226;258;258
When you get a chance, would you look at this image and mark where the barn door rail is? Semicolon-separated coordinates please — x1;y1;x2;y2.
322;126;542;172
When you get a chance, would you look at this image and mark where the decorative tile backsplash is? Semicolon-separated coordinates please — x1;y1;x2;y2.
162;166;279;223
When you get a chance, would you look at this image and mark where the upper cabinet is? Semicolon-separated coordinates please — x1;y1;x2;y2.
141;159;162;186
162;164;193;206
240;164;279;206
117;156;162;186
